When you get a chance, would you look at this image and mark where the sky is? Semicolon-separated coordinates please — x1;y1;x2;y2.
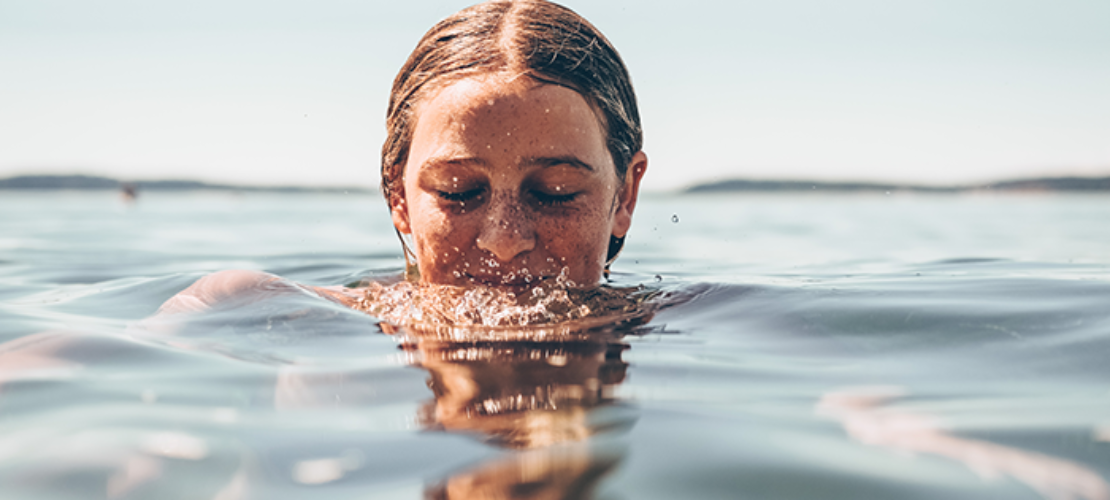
1;0;1108;192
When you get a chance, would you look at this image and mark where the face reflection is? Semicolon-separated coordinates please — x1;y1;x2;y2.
413;338;632;498
392;75;645;288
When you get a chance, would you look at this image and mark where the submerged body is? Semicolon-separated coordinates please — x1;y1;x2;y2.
155;267;658;332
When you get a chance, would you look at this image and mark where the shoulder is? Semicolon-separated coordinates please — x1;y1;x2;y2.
158;270;363;316
158;270;302;315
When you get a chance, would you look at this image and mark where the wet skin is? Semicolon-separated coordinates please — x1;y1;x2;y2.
391;74;647;289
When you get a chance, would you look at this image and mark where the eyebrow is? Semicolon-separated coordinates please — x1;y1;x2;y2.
521;155;596;172
421;155;596;172
420;156;490;171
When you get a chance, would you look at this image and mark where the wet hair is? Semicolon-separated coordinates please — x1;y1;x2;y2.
382;0;642;265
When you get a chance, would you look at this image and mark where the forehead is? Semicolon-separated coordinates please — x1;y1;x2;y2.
407;75;611;168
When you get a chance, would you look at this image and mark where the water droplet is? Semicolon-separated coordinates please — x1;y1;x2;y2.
671;214;679;223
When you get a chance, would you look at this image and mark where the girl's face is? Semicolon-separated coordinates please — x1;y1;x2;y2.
392;75;646;289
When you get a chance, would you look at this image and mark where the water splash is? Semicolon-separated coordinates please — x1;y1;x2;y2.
351;269;665;339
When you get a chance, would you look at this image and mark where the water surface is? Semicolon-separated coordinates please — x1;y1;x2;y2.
1;191;1108;499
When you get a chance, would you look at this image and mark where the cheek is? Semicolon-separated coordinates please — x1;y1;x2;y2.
536;203;614;278
409;199;475;268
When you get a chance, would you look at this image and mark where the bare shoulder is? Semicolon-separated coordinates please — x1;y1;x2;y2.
157;270;284;315
141;270;363;335
160;270;363;312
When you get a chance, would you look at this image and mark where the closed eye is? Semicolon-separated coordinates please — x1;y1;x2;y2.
437;188;484;202
531;190;579;206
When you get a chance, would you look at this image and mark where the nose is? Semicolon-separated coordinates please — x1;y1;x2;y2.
475;194;535;262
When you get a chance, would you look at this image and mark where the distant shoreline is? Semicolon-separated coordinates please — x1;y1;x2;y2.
684;176;1110;194
1;173;1108;194
0;175;374;194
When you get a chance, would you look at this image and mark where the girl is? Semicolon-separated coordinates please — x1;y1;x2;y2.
161;0;649;327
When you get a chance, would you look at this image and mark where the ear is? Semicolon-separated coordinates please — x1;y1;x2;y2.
389;181;412;235
611;151;648;238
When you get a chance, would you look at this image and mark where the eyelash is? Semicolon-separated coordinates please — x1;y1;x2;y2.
435;188;579;206
437;188;484;202
531;190;579;206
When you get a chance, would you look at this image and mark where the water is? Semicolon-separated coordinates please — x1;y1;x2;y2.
2;190;1109;499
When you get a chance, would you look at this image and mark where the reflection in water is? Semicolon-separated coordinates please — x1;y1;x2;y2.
818;387;1110;500
1;326;642;499
410;340;631;448
424;444;622;500
400;322;644;499
350;279;666;498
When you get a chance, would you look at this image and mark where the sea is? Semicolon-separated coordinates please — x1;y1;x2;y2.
1;190;1108;500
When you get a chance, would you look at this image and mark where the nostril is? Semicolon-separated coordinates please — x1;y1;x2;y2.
476;226;535;262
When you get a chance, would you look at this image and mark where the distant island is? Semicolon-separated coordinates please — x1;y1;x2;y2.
684;176;1110;194
0;175;374;194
